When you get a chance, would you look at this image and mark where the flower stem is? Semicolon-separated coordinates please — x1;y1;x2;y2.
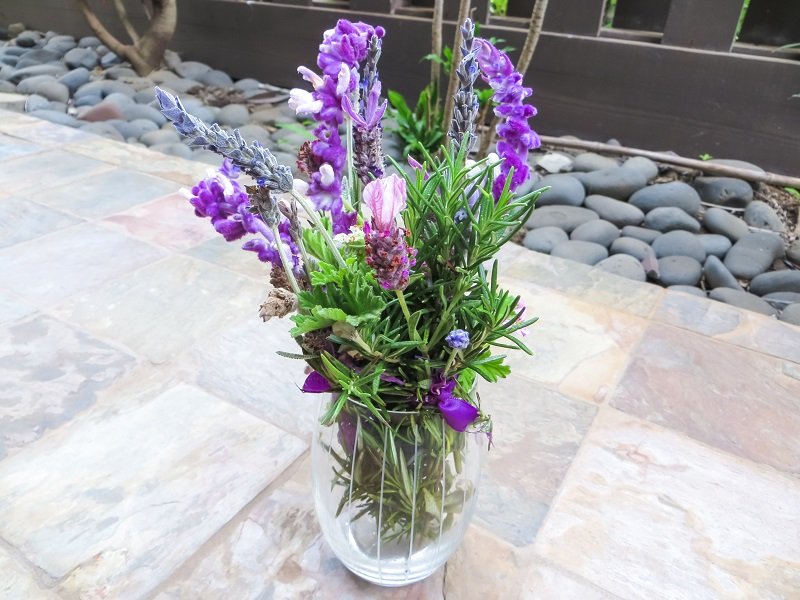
346;115;356;200
395;289;414;335
290;189;348;269
269;223;301;295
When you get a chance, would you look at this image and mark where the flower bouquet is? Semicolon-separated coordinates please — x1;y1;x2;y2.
155;17;541;586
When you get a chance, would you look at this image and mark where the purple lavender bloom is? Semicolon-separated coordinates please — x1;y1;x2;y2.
302;370;333;393
474;39;540;200
445;329;470;350
425;374;479;432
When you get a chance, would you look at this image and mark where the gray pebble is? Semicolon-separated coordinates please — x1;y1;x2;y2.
583;194;644;227
620;225;661;244
536;174;585;207
198;69;233;87
534;152;573;174
707;158;764;174
697;234;732;259
104;66;138;80
763;292;800;310
28;109;79;127
140;128;181;146
78;36;101;48
570;219;620;247
121;103;167;126
79;121;124;142
233;78;262;92
57;67;90;93
571;152;618;172
669;285;707;297
652;230;706;262
175;60;211;79
164;78;203;94
15;49;61;69
100;51;121;68
551;240;609;265
629;181;701;215
749;271;800;296
621;156;658;181
693;177;753;208
610;236;654;261
16;74;56;95
189;106;219;124
0;80;14;93
744;201;784;233
14;31;40;48
594;254;646;282
526;205;599;232
237;123;272;147
24;93;50;112
703;207;750;242
522;226;568;253
579;167;647;200
788;240;800;266
63;47;98;70
250;106;284;125
644;207;701;233
779;303;800;326
657;256;702;286
151;142;194;159
192;148;223;165
704;255;743;291
724;232;785;280
217;103;250;128
9;63;68;84
74;94;102;107
709;288;777;316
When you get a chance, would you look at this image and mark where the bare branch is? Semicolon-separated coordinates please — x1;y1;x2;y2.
430;0;444;90
75;0;131;58
113;0;140;44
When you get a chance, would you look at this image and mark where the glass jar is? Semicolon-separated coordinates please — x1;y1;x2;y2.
311;394;485;586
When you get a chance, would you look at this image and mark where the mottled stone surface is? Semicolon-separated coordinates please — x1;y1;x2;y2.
477;375;597;546
103;192;216;251
610;323;800;475
0;383;306;599
0;195;82;249
0;222;165;307
31;168;179;218
53;255;262;363
536;409;800;600
0;315;134;460
0;133;44;160
184;235;269;280
0;148;110;192
0;292;36;325
0;546;60;600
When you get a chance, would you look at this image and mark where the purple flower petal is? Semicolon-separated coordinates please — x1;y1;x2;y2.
302;371;333;393
438;396;479;432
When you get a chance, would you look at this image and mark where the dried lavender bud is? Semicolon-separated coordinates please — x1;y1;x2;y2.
245;185;280;227
448;18;480;155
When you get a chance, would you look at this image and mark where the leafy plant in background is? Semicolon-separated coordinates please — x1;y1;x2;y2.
490;0;508;17
387;85;445;158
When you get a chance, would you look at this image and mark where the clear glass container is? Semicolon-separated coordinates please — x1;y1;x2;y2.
311;395;485;586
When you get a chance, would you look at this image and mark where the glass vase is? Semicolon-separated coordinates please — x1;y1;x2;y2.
311;394;485;586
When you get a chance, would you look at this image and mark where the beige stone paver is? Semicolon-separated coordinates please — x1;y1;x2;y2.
1;110;799;598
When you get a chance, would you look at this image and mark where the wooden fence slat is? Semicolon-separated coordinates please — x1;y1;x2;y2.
611;0;669;32
738;0;800;48
350;0;393;12
541;0;605;36
661;0;742;51
443;0;487;24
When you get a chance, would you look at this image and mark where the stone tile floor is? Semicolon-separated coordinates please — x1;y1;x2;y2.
1;109;799;599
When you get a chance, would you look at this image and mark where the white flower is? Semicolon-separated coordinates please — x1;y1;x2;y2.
336;63;351;97
319;163;335;187
288;88;322;117
292;178;309;195
297;66;324;90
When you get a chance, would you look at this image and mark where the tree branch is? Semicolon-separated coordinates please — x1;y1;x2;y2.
430;0;444;91
113;0;140;44
75;0;132;58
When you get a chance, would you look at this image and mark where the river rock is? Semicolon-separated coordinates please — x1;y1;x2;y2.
749;271;800;296
217;103;250;128
16;74;55;95
78;35;101;48
57;67;90;93
644;207;701;233
15;49;61;69
579;167;647;200
571;152;618;172
610;236;653;261
121;103;167;125
10;63;68;84
526;205;599;232
150;142;194;159
14;31;40;48
708;158;764;174
629;181;701;215
74;94;101;108
0;80;14;93
534;152;573;174
198;69;233;87
780;304;800;326
100;51;121;68
621;156;658;181
536;174;585;207
551;240;608;265
709;288;777;316
723;232;785;280
28;109;79;127
657;256;702;286
79;121;124;142
140;128;181;146
192;148;222;165
703;255;743;291
669;285;707;297
233;78;262;92
237;123;272;147
584;194;644;226
763;292;800;310
788;240;800;266
24;94;49;112
703;207;750;241
594;254;646;282
34;80;69;103
128;118;159;136
651;230;706;262
175;60;211;79
620;225;660;244
165;78;203;94
744;201;784;233
697;233;732;259
693;177;753;208
522;226;568;253
64;47;98;70
80;100;124;121
570;219;620;247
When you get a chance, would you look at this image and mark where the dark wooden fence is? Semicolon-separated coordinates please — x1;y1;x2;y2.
2;0;799;175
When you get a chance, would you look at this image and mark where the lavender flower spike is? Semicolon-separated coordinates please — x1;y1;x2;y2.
448;18;480;155
155;87;293;193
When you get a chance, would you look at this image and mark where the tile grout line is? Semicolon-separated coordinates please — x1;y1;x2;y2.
0;534;60;590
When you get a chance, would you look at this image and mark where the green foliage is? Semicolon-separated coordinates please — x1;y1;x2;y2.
699;153;714;161
785;187;800;200
490;0;508;16
386;85;445;159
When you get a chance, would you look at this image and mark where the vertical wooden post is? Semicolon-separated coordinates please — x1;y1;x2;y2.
662;0;743;51
541;0;606;36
